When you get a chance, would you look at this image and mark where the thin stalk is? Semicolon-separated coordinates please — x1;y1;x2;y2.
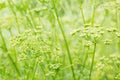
25;15;34;28
67;0;73;14
27;9;37;28
80;7;86;25
78;0;86;27
26;63;30;80
7;0;21;33
21;1;35;29
83;47;89;67
89;2;96;79
7;53;21;76
0;28;7;52
8;29;18;63
115;0;120;53
31;62;38;80
89;42;96;80
116;0;118;29
0;28;21;77
79;2;85;26
51;0;76;80
40;64;47;80
8;28;13;36
91;1;96;27
100;9;107;26
78;46;89;80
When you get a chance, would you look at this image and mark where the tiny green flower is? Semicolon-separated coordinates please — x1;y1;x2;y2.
104;39;112;45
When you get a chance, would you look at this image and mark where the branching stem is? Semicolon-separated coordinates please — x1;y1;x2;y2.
51;0;76;80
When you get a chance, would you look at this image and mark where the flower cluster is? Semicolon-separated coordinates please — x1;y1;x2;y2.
71;26;105;43
9;28;63;77
95;55;120;79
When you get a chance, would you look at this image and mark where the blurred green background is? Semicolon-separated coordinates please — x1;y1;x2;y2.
0;0;120;80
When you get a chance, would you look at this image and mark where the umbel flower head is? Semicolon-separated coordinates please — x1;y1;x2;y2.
95;55;120;80
9;28;63;76
71;26;105;43
9;28;61;63
10;29;51;54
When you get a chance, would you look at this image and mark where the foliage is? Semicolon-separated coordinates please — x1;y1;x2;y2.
0;0;120;80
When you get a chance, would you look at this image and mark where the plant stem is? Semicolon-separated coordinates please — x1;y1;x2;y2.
91;1;96;27
0;28;7;52
7;0;21;33
116;0;118;29
100;9;107;26
115;0;120;53
83;47;89;67
21;1;35;29
89;42;96;80
27;9;37;28
51;0;76;80
78;46;89;80
78;0;85;27
31;61;38;80
0;28;21;77
40;64;47;80
79;3;85;26
7;53;21;76
89;1;96;78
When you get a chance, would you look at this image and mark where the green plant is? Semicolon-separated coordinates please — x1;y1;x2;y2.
0;0;120;80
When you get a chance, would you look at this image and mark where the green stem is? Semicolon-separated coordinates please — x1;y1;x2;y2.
0;28;21;77
115;0;120;53
51;0;76;80
7;53;21;76
91;2;96;27
78;0;85;27
27;9;36;28
21;1;35;29
8;28;13;36
25;14;34;28
0;28;7;51
89;42;96;80
78;46;89;80
100;9;107;26
31;61;38;80
7;0;21;33
40;64;47;80
116;0;118;29
83;47;89;67
79;3;85;26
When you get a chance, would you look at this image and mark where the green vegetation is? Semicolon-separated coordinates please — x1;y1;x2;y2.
0;0;120;80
